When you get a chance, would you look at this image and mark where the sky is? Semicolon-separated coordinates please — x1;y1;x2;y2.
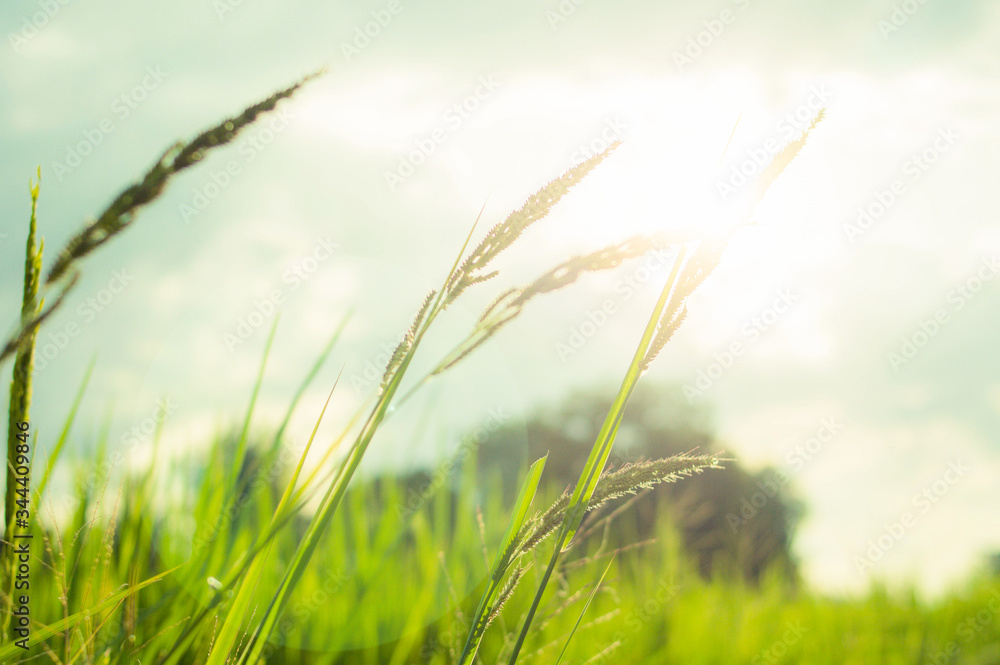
1;0;999;599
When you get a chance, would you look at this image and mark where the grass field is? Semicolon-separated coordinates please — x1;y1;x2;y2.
4;404;1000;664
2;72;998;665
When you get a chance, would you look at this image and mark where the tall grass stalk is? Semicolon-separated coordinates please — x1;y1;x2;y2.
0;72;323;367
504;245;692;663
2;169;44;632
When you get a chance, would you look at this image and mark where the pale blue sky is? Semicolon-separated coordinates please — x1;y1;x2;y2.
1;0;999;597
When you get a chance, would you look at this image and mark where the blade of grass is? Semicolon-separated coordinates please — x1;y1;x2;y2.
457;455;547;665
225;316;279;499
554;556;615;665
233;330;423;664
506;245;687;665
0;74;321;367
203;371;341;665
265;313;350;457
0;564;181;659
34;355;96;500
3;168;43;632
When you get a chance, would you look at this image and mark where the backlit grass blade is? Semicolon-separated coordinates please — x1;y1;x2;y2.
566;247;688;534
229;227;475;664
0;564;181;659
159;327;346;665
204;372;341;665
34;355;95;500
185;316;279;588
225;316;279;499
554;556;615;665
158;419;362;665
265;313;349;457
233;343;418;664
506;246;687;665
0;75;320;367
457;455;547;665
4;169;43;623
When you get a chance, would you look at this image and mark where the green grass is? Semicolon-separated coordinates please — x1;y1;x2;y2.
3;415;999;664
3;71;996;665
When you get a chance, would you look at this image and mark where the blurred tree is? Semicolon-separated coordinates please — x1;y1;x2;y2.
476;382;804;586
988;552;1000;577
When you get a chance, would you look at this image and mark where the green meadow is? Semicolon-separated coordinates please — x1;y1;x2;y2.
1;72;998;665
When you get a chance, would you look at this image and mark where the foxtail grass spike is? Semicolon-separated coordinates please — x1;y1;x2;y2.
642;241;726;371
3;167;44;628
431;233;691;378
1;73;322;368
445;141;621;305
754;108;824;204
382;290;436;391
46;71;323;284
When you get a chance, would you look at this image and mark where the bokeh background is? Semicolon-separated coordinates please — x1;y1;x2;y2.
1;0;999;601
